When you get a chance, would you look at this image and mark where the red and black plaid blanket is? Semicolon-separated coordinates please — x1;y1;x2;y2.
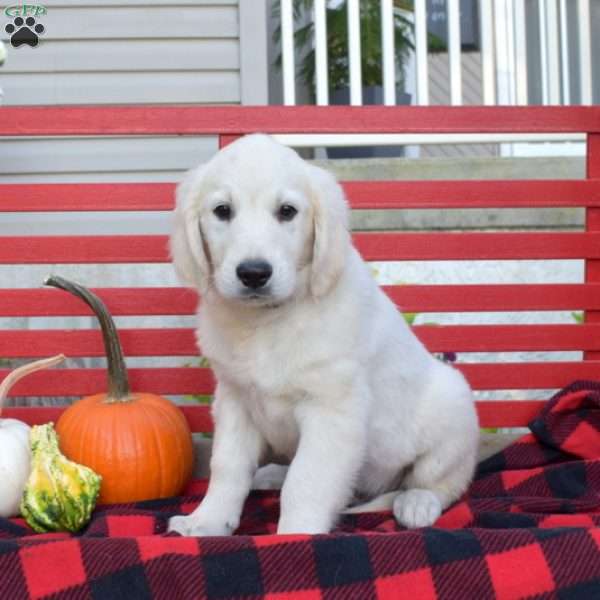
1;381;599;599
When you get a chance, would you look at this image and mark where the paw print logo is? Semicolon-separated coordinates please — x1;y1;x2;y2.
5;16;45;48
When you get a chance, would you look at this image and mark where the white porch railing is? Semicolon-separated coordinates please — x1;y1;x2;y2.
277;0;595;153
279;0;594;107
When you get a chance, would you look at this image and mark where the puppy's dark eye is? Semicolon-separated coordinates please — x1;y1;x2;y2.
213;204;232;221
277;204;298;222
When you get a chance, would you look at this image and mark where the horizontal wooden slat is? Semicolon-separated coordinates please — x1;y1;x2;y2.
2;232;600;264
0;137;214;179
386;284;600;312
2;324;600;357
355;232;600;261
0;183;176;212
415;324;600;352
3;180;600;212
2;284;600;318
0;329;197;357
476;401;544;428
2;362;596;396
2;72;241;107
2;40;239;73
1;106;599;136
458;362;600;390
0;235;167;264
2;368;214;396
344;180;600;209
0;288;199;317
17;6;238;40
2;401;544;430
3;405;214;432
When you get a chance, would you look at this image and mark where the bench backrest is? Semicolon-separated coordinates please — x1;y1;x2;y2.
1;105;600;430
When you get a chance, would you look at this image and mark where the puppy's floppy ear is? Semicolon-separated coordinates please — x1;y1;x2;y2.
169;166;211;293
307;164;350;297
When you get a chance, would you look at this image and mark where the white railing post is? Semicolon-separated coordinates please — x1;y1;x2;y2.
538;0;549;104
577;0;593;105
494;0;515;105
314;0;328;105
447;0;462;105
480;0;496;105
414;0;429;105
559;0;570;105
280;0;296;105
545;0;561;104
381;0;396;106
347;0;362;105
513;0;528;105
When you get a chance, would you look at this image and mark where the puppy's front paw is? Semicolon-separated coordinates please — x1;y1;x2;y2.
393;489;442;529
168;514;234;537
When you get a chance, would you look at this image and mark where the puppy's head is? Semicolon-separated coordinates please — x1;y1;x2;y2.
170;134;350;306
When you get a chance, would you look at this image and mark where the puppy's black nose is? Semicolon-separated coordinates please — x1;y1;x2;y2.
236;260;273;289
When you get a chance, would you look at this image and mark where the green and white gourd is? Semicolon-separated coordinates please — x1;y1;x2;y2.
21;422;102;533
0;355;65;518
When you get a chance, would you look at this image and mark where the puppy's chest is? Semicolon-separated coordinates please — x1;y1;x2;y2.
208;323;305;396
246;387;299;458
206;324;304;457
232;355;301;459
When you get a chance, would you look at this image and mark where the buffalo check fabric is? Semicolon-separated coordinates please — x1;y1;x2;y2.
1;382;599;599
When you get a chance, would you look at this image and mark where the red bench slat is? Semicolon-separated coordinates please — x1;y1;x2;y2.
3;405;215;432
415;324;600;352
2;324;599;358
2;367;214;396
344;180;600;209
2;232;600;264
2;401;543;430
0;183;176;212
0;235;168;264
458;361;600;390
355;232;600;261
476;401;544;428
2;362;597;396
386;283;600;312
3;180;600;212
1;105;599;136
0;329;197;357
1;284;599;317
0;288;199;317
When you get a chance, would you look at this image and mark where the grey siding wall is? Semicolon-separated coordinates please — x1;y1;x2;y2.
1;136;218;183
423;52;497;158
0;0;240;106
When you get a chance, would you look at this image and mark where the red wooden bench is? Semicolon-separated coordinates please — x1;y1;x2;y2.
1;105;600;435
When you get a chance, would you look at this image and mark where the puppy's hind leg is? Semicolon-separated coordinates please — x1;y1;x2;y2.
252;464;289;490
393;438;478;529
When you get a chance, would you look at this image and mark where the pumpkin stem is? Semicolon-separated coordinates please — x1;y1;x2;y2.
0;355;65;417
44;275;130;401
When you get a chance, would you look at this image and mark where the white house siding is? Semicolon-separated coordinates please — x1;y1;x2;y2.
0;0;240;106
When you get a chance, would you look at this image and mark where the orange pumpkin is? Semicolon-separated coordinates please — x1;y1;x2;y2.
46;275;194;504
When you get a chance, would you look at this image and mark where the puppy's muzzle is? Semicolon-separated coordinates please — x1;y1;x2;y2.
236;260;273;290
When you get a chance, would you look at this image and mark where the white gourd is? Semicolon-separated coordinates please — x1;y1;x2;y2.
0;355;65;518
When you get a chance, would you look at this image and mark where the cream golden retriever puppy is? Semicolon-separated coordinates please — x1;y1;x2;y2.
168;134;479;536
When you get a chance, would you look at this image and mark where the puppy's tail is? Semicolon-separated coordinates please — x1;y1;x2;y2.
343;491;398;514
